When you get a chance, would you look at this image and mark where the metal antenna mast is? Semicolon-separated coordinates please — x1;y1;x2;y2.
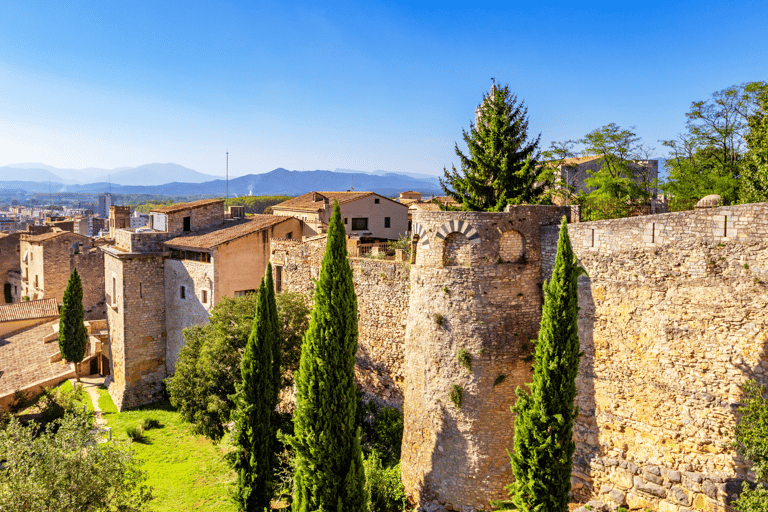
226;152;229;206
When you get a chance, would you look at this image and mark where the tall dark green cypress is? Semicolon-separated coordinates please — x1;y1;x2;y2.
58;268;88;382
265;264;282;411
286;200;367;512
509;216;584;512
231;276;275;511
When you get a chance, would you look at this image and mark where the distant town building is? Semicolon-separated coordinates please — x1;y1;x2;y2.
98;193;113;218
20;229;105;319
272;191;408;240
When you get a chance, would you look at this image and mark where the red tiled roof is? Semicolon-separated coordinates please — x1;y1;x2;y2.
0;298;59;323
22;229;88;243
150;198;225;214
272;191;375;212
163;215;294;250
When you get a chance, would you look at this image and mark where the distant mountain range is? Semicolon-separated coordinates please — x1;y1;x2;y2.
0;163;444;198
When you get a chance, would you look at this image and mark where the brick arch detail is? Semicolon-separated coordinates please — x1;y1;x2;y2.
412;222;430;249
435;220;480;245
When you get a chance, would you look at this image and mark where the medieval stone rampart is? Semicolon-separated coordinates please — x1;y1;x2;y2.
271;237;410;405
539;203;768;511
400;206;572;509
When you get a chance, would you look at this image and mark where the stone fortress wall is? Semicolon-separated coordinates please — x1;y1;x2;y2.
271;237;410;405
271;202;768;512
543;203;768;511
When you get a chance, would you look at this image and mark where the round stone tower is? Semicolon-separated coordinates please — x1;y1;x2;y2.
401;206;570;510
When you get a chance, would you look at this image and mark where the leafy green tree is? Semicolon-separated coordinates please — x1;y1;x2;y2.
509;217;584;512
663;82;767;204
440;83;541;211
284;201;367;511
231;276;276;510
730;380;768;512
580;123;654;201
0;411;152;511
58;269;88;383
167;291;309;441
740;85;768;204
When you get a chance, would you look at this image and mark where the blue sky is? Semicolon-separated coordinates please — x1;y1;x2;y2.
1;0;766;178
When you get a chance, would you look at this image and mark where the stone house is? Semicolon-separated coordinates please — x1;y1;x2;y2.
272;191;408;240
0;226;56;304
549;155;659;198
103;198;303;409
19;229;106;319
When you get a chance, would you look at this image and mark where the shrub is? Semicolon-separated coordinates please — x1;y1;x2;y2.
125;425;145;442
432;313;444;327
141;418;161;430
457;348;472;372
364;452;408;512
357;395;404;467
0;412;152;511
450;384;463;409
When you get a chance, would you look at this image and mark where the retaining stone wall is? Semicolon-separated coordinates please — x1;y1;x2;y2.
540;202;768;511
271;237;410;406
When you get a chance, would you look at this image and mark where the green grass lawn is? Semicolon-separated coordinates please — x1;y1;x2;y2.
99;394;237;512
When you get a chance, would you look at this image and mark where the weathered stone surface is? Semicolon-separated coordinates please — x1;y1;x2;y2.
634;476;667;498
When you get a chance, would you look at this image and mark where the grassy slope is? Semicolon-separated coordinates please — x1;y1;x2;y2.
99;395;236;512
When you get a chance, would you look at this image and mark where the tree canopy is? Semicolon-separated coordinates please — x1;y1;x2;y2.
662;82;767;204
579;123;655;201
441;83;541;211
166;291;310;441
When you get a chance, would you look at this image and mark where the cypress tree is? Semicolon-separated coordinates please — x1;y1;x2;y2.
509;216;584;512
265;264;282;411
286;200;367;512
231;276;275;511
58;268;88;383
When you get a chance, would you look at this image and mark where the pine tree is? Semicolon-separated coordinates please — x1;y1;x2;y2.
58;268;88;383
285;200;367;512
440;83;541;211
231;276;275;511
508;216;584;512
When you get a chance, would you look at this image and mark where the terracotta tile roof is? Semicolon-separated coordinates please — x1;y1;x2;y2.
150;198;225;214
400;190;421;195
163;215;294;250
0;298;59;323
23;229;87;243
272;191;375;212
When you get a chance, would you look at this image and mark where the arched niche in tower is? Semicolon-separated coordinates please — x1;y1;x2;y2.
498;229;525;262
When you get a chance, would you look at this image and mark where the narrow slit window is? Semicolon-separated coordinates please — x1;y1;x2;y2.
201;290;207;304
180;286;186;299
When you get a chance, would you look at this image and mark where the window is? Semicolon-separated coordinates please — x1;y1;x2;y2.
139;282;142;299
201;290;208;304
384;217;391;228
34;275;38;288
234;289;257;297
374;198;380;204
112;277;116;305
275;266;283;293
351;218;368;230
344;218;348;224
286;232;293;240
180;286;186;299
183;216;191;232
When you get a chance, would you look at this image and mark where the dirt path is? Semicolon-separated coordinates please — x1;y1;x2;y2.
76;374;110;436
